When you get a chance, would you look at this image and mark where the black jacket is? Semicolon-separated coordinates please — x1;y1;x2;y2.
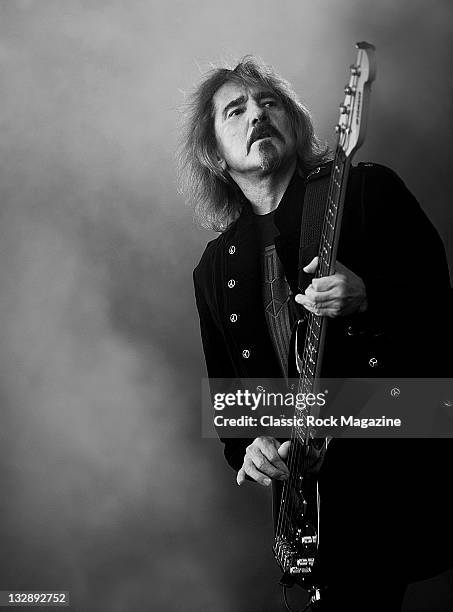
194;162;452;471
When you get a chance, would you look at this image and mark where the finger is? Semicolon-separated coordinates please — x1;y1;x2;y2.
254;439;290;475
311;275;341;292
277;440;291;461
295;294;328;314
236;467;246;486
248;447;289;479
295;296;321;315
242;458;273;486
295;296;341;317
305;286;338;303
302;256;318;274
294;293;316;309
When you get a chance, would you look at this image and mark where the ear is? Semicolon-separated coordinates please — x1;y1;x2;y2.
216;154;227;171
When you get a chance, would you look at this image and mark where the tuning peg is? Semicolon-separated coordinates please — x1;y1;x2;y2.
334;124;344;133
339;104;350;114
344;85;355;95
350;65;361;76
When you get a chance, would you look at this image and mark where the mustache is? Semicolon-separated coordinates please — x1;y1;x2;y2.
247;124;284;153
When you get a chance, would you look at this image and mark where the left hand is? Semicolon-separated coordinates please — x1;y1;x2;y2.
295;257;367;318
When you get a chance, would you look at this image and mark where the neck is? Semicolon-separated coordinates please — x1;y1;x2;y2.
230;160;297;215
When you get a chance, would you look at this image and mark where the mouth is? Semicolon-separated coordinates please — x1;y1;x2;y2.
247;128;282;153
254;135;272;143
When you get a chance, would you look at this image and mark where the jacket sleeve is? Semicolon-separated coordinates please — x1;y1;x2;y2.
193;268;249;472
355;164;452;375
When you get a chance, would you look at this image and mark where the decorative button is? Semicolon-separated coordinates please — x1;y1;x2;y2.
242;349;251;359
228;279;236;289
228;245;236;255
368;357;378;368
229;313;238;323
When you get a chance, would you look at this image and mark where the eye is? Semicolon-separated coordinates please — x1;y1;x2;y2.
228;108;244;118
262;99;277;108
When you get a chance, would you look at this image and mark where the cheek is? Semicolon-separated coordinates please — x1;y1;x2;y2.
221;129;241;156
283;120;295;140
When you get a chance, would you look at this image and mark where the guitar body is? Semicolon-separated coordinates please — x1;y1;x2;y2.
272;459;321;587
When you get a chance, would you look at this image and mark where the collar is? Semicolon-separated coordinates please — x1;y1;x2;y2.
231;161;332;237
235;167;305;229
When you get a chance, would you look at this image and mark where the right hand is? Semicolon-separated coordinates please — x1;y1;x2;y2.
236;437;291;487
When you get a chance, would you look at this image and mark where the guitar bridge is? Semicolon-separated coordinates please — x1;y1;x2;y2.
273;536;315;576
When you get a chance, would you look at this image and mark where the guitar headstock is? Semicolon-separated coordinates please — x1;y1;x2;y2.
336;42;376;159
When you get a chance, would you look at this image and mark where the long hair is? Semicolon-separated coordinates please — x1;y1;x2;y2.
177;56;330;232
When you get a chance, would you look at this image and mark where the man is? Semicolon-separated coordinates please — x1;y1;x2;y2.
180;56;453;610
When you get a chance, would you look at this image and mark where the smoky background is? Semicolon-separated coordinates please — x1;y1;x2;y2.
0;1;452;610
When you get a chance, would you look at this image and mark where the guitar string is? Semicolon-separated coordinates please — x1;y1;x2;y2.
274;105;352;566
274;145;345;559
285;146;347;564
274;147;343;554
287;152;344;565
274;71;358;579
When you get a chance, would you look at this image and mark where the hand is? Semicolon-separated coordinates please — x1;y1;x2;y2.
295;256;367;317
236;437;291;487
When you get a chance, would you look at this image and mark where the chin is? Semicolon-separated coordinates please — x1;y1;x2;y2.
257;141;281;173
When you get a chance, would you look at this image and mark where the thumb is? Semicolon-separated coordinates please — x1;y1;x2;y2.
303;256;318;274
277;440;291;461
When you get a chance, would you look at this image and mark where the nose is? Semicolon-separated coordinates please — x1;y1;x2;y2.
250;102;269;126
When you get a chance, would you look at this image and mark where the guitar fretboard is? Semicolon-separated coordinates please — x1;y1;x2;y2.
295;149;351;443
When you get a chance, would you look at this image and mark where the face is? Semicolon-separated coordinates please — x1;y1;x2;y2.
212;81;297;178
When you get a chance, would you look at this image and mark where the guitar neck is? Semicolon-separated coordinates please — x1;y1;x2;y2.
295;148;351;443
318;148;351;278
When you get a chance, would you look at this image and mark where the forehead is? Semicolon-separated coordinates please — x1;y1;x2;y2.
212;81;274;117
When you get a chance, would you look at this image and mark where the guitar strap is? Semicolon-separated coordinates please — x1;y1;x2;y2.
298;165;332;294
263;165;332;381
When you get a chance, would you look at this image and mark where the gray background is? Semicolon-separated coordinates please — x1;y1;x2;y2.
0;1;452;610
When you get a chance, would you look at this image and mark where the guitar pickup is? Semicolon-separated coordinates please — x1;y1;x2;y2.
290;567;312;574
296;557;315;567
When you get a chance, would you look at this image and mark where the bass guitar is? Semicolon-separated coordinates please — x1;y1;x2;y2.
273;41;376;610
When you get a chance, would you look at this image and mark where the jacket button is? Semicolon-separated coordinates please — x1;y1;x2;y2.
229;313;238;323
242;349;251;359
228;279;236;289
228;245;236;255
